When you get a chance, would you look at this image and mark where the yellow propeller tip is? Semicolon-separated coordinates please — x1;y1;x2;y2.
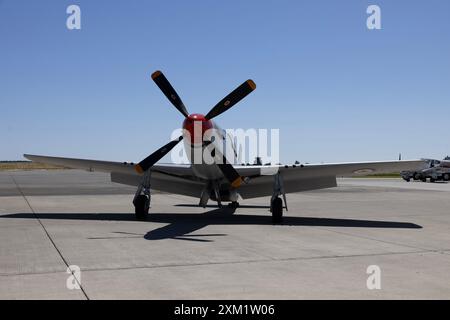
231;177;243;188
151;70;162;80
134;164;144;174
247;79;256;90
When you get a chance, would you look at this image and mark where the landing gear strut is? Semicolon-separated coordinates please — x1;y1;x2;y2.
133;171;151;220
270;172;288;224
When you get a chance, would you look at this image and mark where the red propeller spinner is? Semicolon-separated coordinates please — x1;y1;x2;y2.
182;113;213;144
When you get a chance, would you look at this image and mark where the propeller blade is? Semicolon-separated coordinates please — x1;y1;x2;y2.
151;71;189;118
205;79;256;120
217;154;246;188
135;136;183;173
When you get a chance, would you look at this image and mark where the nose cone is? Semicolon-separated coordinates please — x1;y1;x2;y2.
182;114;213;144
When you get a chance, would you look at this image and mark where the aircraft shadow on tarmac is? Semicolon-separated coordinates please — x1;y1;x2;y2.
0;207;422;242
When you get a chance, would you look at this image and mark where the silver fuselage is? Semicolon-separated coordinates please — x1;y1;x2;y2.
183;121;237;181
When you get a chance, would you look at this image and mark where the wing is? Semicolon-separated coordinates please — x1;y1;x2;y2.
24;154;140;175
234;159;426;199
23;154;204;198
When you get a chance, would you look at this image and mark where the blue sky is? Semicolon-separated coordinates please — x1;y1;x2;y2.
1;0;449;163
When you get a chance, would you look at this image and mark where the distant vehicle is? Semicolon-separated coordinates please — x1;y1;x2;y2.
401;157;450;182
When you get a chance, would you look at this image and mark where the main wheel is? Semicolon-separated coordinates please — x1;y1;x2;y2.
134;195;149;220
228;201;239;209
443;173;449;181
413;173;421;180
271;197;283;224
430;177;436;183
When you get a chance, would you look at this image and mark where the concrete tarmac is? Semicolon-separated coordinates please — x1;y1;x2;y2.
1;170;450;299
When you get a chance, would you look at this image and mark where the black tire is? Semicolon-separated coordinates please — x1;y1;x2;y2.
443;173;450;181
430;178;436;183
134;195;149;220
413;173;421;180
228;201;239;209
421;177;427;182
271;197;283;224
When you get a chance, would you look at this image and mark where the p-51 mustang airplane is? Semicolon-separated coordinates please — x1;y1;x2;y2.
25;71;425;223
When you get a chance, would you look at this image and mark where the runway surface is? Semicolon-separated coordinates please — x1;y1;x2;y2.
1;170;450;299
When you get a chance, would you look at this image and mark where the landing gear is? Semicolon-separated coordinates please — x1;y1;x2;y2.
270;172;287;224
271;197;283;223
228;201;239;209
134;194;150;220
212;181;222;208
133;170;151;220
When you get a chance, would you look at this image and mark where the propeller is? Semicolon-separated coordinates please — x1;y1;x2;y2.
135;70;256;190
135;136;183;173
205;80;256;120
151;71;189;118
217;155;247;188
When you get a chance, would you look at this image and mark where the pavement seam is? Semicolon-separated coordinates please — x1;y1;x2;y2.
0;270;75;277
314;226;431;252
3;248;450;277
53;248;445;275
9;174;90;300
